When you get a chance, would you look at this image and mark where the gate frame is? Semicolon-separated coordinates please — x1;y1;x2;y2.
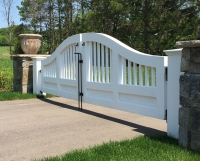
33;33;182;139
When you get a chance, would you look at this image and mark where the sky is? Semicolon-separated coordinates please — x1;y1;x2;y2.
0;0;22;28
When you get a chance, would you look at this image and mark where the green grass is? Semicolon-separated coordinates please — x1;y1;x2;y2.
0;59;12;68
0;91;54;101
35;135;200;161
0;46;10;60
0;46;13;91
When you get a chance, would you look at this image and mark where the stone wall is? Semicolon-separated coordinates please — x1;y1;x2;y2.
177;40;200;151
13;55;33;93
12;55;49;94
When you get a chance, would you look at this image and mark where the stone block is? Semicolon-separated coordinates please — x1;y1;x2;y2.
190;48;200;64
180;74;200;107
22;68;33;84
22;59;33;68
13;60;17;69
22;84;33;94
188;63;200;74
13;79;21;85
179;126;189;148
179;107;190;127
181;48;190;72
190;131;200;152
176;40;200;48
190;108;200;133
13;84;22;93
16;58;22;67
13;68;22;80
180;74;190;106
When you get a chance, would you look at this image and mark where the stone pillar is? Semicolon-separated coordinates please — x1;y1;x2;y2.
12;55;49;94
176;40;200;151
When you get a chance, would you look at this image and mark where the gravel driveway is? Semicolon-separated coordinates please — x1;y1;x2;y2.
0;97;166;161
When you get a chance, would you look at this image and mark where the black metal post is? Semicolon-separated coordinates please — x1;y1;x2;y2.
74;52;83;110
80;54;83;110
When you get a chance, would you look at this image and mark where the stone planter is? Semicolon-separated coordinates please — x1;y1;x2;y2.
19;34;42;54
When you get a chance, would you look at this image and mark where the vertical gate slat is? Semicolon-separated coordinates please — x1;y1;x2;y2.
102;45;105;83
91;42;94;82
89;42;93;82
73;45;75;80
94;42;97;82
139;64;142;86
133;63;137;85
109;49;111;83
51;61;54;78
123;58;126;84
69;47;71;79
70;46;73;79
65;50;67;79
97;43;100;82
67;47;70;79
71;46;74;80
145;66;149;86
106;47;109;83
128;60;131;85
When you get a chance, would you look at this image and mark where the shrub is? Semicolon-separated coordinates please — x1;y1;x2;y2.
0;68;13;91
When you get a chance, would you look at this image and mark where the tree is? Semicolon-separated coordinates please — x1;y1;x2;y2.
17;0;200;55
0;0;15;55
0;35;9;45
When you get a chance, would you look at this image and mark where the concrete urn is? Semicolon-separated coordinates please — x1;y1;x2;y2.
19;34;42;54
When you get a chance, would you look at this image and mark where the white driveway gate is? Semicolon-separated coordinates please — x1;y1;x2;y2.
33;33;168;120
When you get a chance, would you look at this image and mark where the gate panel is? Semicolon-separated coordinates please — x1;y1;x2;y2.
41;34;80;101
82;33;168;119
38;33;168;120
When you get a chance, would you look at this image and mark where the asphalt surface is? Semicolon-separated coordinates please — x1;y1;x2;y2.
0;97;167;161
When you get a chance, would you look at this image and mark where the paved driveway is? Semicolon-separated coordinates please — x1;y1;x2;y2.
0;97;166;161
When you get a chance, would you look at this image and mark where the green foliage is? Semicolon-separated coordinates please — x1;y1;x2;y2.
0;36;9;45
0;28;9;46
0;28;9;37
0;68;13;91
35;135;200;161
0;47;13;91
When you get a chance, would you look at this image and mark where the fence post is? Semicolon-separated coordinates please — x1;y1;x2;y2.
32;57;47;95
164;49;183;139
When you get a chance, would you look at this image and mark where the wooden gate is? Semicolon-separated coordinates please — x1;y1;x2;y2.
35;33;168;120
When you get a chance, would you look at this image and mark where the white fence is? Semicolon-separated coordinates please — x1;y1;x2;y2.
33;33;182;139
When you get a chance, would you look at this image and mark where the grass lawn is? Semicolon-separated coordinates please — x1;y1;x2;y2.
0;46;13;90
0;46;12;68
35;135;200;161
0;46;10;59
0;91;54;101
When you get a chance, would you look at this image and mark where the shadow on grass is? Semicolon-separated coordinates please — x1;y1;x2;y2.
39;98;166;136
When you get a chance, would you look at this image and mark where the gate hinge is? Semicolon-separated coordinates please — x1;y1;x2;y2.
76;43;79;46
165;109;167;121
79;60;83;63
39;70;41;73
82;42;85;46
80;93;84;96
165;67;168;81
